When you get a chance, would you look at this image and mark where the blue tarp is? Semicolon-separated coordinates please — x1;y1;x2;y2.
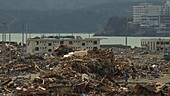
81;93;88;96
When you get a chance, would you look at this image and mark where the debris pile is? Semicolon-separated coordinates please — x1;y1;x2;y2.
53;45;75;56
0;45;169;95
134;82;169;96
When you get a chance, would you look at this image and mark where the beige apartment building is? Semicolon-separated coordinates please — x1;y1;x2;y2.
133;1;170;33
141;38;170;53
26;36;101;54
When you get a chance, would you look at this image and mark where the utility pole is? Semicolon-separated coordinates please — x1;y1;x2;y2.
29;32;31;39
2;22;6;65
159;15;166;55
26;24;28;42
125;22;128;61
9;24;12;61
22;23;25;55
89;32;90;38
25;24;28;52
163;33;166;55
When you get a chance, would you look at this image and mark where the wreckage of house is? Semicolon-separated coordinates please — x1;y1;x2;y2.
26;35;101;54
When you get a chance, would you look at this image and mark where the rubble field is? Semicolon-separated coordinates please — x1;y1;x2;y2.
0;45;169;96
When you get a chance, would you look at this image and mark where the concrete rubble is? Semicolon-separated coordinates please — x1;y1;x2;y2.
0;45;169;95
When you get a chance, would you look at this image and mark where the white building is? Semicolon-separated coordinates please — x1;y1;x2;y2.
141;38;170;53
133;3;153;23
26;36;101;54
133;0;170;33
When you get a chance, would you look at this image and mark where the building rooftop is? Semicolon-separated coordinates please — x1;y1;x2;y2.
31;35;86;40
141;38;170;40
30;35;100;40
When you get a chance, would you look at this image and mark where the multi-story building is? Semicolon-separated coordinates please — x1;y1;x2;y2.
133;3;153;23
26;35;101;54
133;0;170;33
141;38;170;53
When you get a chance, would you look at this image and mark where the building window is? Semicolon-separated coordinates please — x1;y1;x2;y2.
94;41;97;45
48;49;52;52
157;42;159;44
93;47;97;49
69;41;73;45
48;43;52;46
35;47;39;51
35;41;39;45
82;43;85;46
60;41;64;45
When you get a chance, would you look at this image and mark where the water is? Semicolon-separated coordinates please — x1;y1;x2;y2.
1;33;170;48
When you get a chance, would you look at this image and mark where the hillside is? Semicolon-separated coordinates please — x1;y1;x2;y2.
0;0;166;33
94;16;170;37
0;0;165;11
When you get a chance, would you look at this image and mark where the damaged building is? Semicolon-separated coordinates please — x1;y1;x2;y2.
26;35;101;54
